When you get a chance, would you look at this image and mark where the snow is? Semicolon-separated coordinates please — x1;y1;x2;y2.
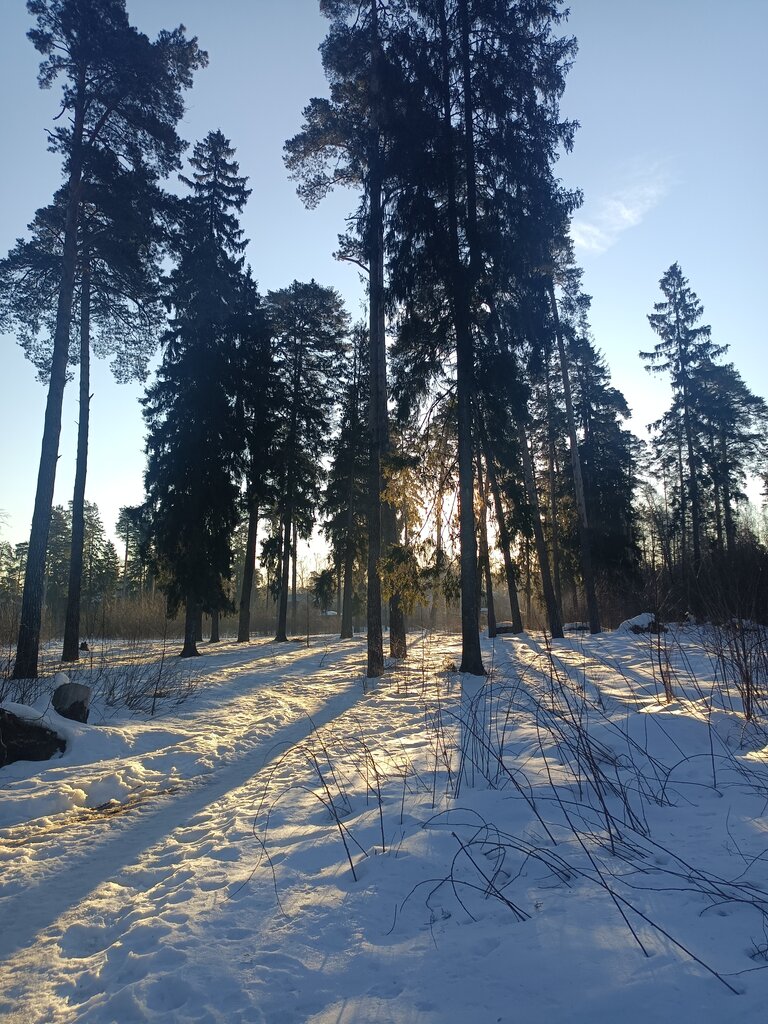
617;611;658;631
2;628;768;1022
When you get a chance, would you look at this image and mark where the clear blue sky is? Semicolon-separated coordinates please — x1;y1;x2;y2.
1;0;766;547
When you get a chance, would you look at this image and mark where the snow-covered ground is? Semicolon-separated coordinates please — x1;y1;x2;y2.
2;627;768;1023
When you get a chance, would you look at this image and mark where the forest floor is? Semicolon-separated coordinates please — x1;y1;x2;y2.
2;625;768;1023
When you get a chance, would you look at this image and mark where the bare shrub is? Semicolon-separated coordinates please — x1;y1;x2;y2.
1;634;200;717
704;620;767;723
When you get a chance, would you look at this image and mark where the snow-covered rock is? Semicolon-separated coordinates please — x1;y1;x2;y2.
618;612;666;633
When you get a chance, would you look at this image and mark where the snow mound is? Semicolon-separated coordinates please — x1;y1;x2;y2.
618;612;666;633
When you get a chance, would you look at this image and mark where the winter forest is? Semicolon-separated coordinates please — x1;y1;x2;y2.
2;2;768;1022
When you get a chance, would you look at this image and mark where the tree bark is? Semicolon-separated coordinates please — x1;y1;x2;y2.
681;376;702;574
275;502;292;642
383;502;407;658
721;433;736;556
518;421;563;638
476;456;496;638
430;492;444;631
440;0;483;675
676;431;689;602
290;520;298;635
544;350;564;616
237;497;258;642
209;608;220;643
389;591;407;658
365;0;385;677
340;465;356;639
13;73;86;680
480;423;523;633
709;433;724;554
340;535;356;640
62;255;91;662
180;597;200;657
276;340;302;643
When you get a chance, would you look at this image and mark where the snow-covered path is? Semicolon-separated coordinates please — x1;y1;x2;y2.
1;639;368;1023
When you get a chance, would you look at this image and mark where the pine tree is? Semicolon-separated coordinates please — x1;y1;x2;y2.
0;163;167;661
285;0;409;674
383;0;578;664
11;0;205;678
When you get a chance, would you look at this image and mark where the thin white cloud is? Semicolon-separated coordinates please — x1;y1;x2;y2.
571;164;673;255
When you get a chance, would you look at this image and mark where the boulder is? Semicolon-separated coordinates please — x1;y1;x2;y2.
52;681;92;723
0;708;66;767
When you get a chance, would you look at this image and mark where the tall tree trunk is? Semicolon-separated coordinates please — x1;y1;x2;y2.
709;433;724;554
721;433;736;556
544;352;564;616
340;538;355;640
676;431;689;603
365;0;385;677
276;342;302;644
518;421;563;638
476;456;496;638
547;279;600;634
237;496;258;642
389;591;406;657
440;0;483;675
209;608;220;643
547;441;564;617
62;256;91;662
121;529;130;597
339;397;358;641
383;503;407;658
291;520;298;635
194;606;203;643
480;429;523;633
13;75;86;680
340;446;357;639
524;535;533;622
181;597;200;658
275;503;292;642
430;494;444;631
681;379;702;574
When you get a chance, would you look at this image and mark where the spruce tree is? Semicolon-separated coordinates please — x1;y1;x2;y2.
695;360;767;555
234;269;273;643
143;131;249;657
265;281;350;643
642;263;725;579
